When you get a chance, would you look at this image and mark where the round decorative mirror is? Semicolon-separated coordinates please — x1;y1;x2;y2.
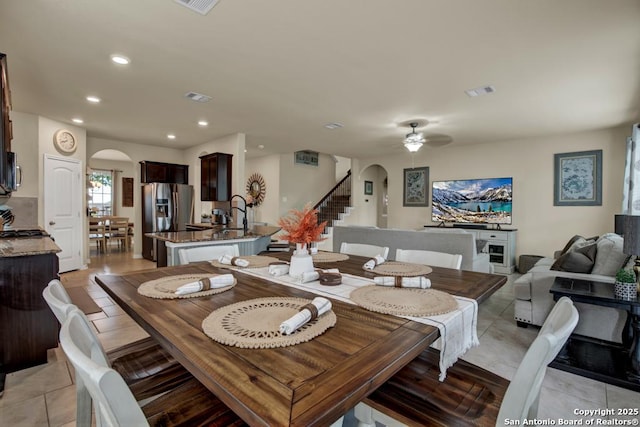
246;173;266;206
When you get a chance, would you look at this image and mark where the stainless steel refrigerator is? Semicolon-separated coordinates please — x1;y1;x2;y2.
141;183;194;261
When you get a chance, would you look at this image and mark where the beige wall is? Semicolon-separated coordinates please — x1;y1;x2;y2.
278;152;337;215
245;154;281;225
354;125;630;257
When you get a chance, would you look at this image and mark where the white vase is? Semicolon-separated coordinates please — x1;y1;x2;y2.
289;243;315;278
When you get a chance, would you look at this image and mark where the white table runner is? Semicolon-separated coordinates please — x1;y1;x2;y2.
236;266;478;381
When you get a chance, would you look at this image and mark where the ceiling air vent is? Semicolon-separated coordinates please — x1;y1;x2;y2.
465;85;496;97
184;91;212;103
174;0;220;15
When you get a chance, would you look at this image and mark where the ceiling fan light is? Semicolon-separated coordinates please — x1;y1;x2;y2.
404;140;423;152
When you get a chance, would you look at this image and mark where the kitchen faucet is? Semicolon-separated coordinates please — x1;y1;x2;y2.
229;194;254;232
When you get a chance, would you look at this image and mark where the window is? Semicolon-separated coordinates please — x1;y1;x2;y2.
87;170;113;216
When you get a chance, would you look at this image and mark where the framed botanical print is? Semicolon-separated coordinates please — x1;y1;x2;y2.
554;150;602;206
403;167;429;207
364;180;373;195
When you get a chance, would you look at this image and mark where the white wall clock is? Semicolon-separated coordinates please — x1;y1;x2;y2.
53;129;77;153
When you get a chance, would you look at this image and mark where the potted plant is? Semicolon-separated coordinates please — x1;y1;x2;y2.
201;213;211;223
614;268;637;300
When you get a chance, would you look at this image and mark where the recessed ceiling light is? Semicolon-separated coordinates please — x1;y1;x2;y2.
258;144;265;149
324;123;343;130
72;118;84;124
198;120;208;127
167;134;176;140
244;149;247;153
86;96;101;103
110;55;130;65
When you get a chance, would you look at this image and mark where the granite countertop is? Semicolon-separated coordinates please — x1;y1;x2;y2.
0;236;61;257
147;225;281;244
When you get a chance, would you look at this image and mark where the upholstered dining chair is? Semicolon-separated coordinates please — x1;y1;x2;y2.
42;279;191;423
59;308;245;427
395;248;463;269
355;296;579;427
177;244;240;265
339;242;389;259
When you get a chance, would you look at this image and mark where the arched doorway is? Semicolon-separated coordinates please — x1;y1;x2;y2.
87;149;135;257
359;164;388;228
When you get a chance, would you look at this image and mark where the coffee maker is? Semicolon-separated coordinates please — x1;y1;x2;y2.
211;201;231;225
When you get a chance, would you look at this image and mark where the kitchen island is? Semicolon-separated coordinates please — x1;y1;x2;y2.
146;224;280;267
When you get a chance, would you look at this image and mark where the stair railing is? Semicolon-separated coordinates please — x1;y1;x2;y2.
314;170;351;233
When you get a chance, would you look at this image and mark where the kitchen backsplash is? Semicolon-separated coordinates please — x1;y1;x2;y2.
5;197;38;228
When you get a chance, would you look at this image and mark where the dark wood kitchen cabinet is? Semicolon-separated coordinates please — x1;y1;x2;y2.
0;250;59;376
140;161;189;184
200;152;232;201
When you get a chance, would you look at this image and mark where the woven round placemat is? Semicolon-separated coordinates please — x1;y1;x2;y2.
350;285;457;317
364;261;433;276
202;297;337;349
312;252;350;263
209;255;281;269
138;274;236;299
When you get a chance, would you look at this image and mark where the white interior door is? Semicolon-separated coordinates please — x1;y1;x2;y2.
44;154;83;273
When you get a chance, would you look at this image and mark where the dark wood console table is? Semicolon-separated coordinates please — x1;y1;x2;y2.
550;277;640;392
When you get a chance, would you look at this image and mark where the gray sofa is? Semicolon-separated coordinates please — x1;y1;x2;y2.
514;233;630;343
332;226;491;272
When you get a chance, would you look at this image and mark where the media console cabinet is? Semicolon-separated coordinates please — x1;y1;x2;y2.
424;225;517;274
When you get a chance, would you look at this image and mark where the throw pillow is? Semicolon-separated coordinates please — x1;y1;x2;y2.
559;235;584;256
592;233;629;276
551;243;597;273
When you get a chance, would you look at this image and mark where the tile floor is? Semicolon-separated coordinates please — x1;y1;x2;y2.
1;255;638;426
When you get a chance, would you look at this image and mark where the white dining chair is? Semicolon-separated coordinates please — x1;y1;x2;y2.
496;296;579;424
177;244;240;264
395;248;463;269
355;296;579;427
42;280;191;407
339;242;389;259
59;308;244;427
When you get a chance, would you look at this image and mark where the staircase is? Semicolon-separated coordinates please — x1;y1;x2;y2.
314;170;352;237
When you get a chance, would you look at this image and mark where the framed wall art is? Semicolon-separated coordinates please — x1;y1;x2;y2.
554;149;602;206
122;177;134;207
364;180;373;195
403;167;429;207
294;150;319;166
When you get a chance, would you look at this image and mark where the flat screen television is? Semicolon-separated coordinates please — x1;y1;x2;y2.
432;177;513;225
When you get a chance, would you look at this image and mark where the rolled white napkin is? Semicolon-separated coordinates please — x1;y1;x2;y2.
299;268;340;283
373;276;431;289
363;254;386;270
218;254;250;267
279;297;332;335
174;274;235;295
269;263;290;277
300;271;320;283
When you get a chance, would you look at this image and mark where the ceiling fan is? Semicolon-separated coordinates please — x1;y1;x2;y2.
390;120;453;151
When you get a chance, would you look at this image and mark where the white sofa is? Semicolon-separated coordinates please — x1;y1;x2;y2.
332;226;491;272
514;233;630;343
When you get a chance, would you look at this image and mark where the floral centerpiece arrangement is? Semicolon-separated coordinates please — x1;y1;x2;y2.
277;204;327;277
277;203;327;250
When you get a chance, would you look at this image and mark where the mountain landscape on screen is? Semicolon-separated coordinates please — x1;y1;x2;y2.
432;178;513;224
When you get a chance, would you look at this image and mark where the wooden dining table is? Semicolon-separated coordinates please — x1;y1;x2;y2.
94;252;507;426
